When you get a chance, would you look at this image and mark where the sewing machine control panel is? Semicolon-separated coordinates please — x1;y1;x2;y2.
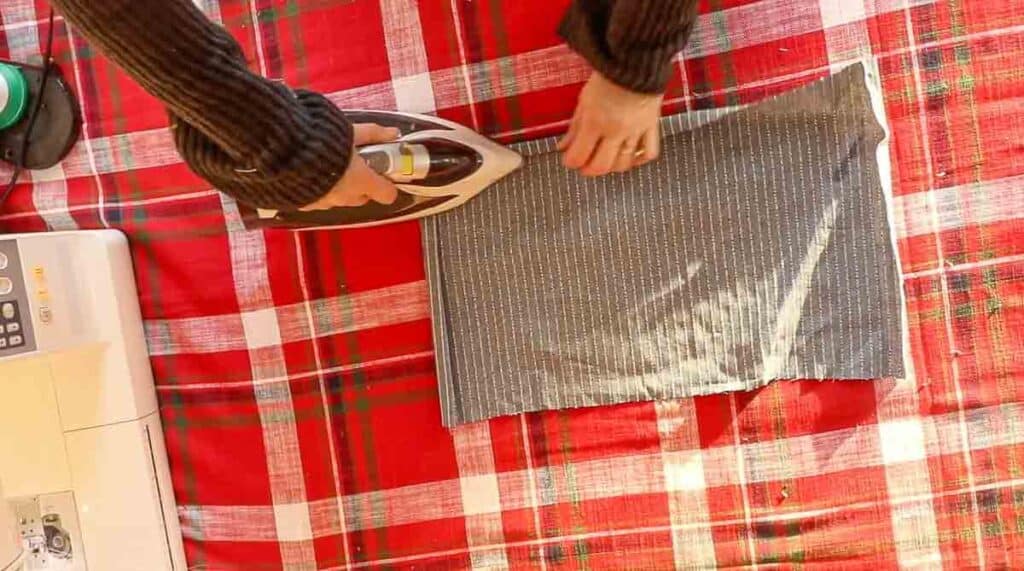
0;239;37;357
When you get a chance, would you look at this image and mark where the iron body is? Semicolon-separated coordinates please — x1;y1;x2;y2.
251;110;523;229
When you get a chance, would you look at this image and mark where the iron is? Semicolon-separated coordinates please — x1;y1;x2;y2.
244;110;523;229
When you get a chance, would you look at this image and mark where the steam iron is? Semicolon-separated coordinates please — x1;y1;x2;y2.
246;110;523;229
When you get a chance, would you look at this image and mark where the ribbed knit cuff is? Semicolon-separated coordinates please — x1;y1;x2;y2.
558;3;677;94
173;90;354;211
272;90;355;210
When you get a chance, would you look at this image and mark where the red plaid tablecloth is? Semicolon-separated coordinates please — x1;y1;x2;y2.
2;0;1023;568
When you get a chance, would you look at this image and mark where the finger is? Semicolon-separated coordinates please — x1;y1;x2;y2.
353;123;402;146
557;117;579;152
361;168;399;205
613;137;642;173
299;197;328;212
563;125;600;170
300;191;343;211
339;195;371;208
637;128;660;165
342;155;400;205
581;137;624;177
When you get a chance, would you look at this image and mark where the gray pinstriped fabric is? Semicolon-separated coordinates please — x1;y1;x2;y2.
423;63;905;427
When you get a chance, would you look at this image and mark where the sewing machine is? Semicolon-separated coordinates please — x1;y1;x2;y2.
0;231;185;570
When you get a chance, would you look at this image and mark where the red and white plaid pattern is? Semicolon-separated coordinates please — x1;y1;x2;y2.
2;0;1023;568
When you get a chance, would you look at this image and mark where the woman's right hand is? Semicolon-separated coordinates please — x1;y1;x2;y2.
300;123;401;210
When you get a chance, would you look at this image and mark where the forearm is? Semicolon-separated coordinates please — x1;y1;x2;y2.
559;0;700;93
50;0;352;209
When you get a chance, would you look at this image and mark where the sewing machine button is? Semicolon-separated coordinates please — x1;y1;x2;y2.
0;324;4;334
0;278;12;295
0;252;7;269
0;338;6;349
7;322;19;333
1;302;14;319
9;335;22;347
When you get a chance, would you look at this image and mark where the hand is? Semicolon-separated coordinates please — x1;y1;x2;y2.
300;123;401;211
558;71;664;177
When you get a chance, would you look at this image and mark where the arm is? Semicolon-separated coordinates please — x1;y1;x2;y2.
559;0;700;93
50;0;355;210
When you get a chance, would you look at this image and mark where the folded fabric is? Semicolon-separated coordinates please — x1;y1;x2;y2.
423;61;907;427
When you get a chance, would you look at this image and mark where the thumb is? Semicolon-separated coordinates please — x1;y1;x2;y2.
353;123;401;146
349;156;399;205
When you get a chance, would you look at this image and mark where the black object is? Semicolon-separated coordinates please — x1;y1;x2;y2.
42;513;74;560
0;9;81;211
264;192;457;228
0;59;81;170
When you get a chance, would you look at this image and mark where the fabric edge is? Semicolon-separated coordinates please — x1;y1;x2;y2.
421;218;461;427
857;57;914;384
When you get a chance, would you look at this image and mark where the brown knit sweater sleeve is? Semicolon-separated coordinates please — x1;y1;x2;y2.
559;0;700;94
50;0;353;210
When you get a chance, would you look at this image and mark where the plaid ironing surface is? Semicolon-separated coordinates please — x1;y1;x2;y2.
1;0;1022;568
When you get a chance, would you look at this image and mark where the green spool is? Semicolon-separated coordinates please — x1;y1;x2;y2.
0;62;29;131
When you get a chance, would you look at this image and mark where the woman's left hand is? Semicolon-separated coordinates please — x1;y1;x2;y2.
558;71;664;177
